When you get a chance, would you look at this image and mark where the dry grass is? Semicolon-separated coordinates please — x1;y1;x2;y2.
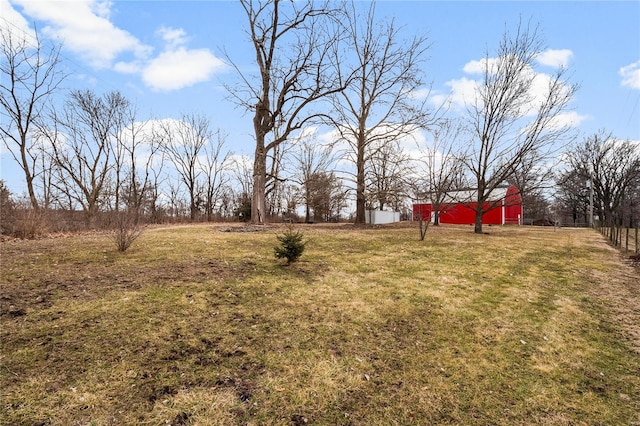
1;223;638;425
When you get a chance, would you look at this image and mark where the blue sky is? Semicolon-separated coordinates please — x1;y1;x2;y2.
1;0;639;196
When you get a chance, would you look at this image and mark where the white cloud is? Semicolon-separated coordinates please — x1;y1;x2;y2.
6;1;227;91
463;58;491;74
0;0;35;43
430;77;479;110
113;61;141;74
462;59;485;74
142;47;226;91
620;60;640;90
537;49;573;68
462;57;505;75
10;0;151;68
547;111;590;130
157;26;189;49
140;25;228;91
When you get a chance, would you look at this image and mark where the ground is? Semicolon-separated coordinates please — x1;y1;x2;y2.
1;223;638;425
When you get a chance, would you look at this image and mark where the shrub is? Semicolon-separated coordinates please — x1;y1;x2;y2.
113;212;143;252
1;192;48;239
274;227;306;264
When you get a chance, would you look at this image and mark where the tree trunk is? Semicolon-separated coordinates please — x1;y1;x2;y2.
189;183;198;222
355;164;366;223
20;137;40;211
355;129;366;224
252;144;266;224
25;168;39;211
474;209;483;234
305;187;311;223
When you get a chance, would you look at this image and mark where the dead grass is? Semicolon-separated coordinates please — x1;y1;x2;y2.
1;223;638;425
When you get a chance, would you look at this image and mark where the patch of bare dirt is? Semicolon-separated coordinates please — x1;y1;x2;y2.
0;258;257;318
217;224;277;232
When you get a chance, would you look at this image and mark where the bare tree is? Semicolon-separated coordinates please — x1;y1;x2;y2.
366;138;410;212
463;21;577;233
555;168;590;225
166;180;188;220
0;23;66;211
146;148;167;224
507;149;555;221
229;0;344;224
42;90;128;226
115;111;162;223
568;131;640;227
291;137;336;223
329;1;433;224
412;120;467;225
307;171;345;222
264;135;292;219
228;155;254;221
201;129;231;221
279;183;300;221
157;114;210;222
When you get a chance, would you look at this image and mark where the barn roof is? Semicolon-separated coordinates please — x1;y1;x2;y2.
415;186;518;204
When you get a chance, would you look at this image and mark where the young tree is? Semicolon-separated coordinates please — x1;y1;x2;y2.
156;114;210;222
366;139;410;212
411;120;467;226
146;146;167;224
229;155;254;221
264;136;292;219
111;103;160;222
230;0;344;224
0;24;66;211
201;129;231;221
463;21;577;233
308;171;345;222
291;136;336;223
329;1;433;224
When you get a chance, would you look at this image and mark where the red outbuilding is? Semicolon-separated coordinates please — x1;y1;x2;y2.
412;185;523;225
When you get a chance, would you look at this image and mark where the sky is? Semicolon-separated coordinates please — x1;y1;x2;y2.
1;0;639;197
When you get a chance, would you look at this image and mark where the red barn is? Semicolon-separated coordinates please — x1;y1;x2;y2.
413;185;523;225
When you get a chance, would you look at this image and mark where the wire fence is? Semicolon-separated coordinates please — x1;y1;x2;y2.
598;223;639;256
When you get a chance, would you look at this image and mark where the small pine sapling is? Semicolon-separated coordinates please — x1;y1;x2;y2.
274;226;306;264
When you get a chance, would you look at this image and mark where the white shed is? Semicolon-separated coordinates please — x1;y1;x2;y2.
365;210;400;225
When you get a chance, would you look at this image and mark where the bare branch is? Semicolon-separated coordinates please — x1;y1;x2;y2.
0;22;66;210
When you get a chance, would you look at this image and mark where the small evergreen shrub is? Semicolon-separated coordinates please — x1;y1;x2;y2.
274;227;306;264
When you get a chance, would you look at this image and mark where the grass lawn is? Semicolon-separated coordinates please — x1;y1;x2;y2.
1;223;638;425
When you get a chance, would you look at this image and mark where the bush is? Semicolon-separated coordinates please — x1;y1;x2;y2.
113;212;143;252
274;227;306;264
1;193;48;239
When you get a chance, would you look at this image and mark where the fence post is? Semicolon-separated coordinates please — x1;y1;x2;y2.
618;225;622;248
625;227;629;253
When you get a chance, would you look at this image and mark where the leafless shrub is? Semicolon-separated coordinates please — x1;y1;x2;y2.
13;208;48;239
1;193;48;239
112;212;143;252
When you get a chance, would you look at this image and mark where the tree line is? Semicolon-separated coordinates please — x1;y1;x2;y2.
1;1;638;237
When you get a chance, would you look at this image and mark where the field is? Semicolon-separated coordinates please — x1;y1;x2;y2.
1;223;639;425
